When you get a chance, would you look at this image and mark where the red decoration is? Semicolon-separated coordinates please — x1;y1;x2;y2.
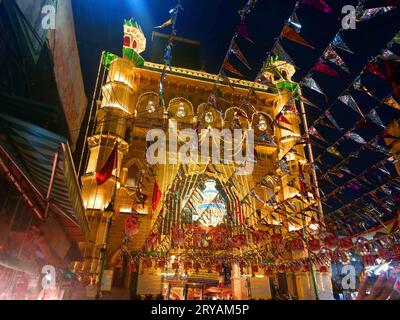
323;233;338;250
309;238;321;253
209;226;229;250
96;145;118;185
378;248;391;260
232;234;247;248
393;244;400;257
145;232;160;251
156;260;165;269
320;266;328;273
193;262;201;272
215;264;223;273
124;215;139;238
303;263;311;272
278;264;287;273
192;226;207;247
339;236;353;250
251;265;259;274
184;261;192;271
129;260;138;273
114;254;123;269
151;180;162;211
292;263;302;273
142;257;152;269
289;237;305;253
264;266;274;277
362;254;376;266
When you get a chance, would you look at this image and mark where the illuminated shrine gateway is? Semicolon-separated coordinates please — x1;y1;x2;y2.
75;17;335;300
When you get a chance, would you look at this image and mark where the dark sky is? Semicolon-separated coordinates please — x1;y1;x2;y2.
72;0;400;233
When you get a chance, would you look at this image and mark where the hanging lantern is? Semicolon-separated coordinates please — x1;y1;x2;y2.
289;237;304;253
378;248;391;260
271;233;283;249
308;238;321;253
291;262;302;273
232;234;247;249
320;266;329;273
258;115;268;131
176;102;186;118
205;111;214;123
339;236;354;250
124;214;140;239
323;233;338;250
303;262;311;272
146;100;156;113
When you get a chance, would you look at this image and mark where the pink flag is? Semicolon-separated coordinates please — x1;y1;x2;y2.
312;61;341;77
300;0;334;15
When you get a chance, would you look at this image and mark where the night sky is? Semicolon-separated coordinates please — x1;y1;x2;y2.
72;0;400;233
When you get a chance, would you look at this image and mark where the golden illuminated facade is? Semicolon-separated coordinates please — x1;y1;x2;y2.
75;19;333;300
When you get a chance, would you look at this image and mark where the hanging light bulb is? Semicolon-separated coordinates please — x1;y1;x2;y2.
258;115;267;131
176;102;186;118
146;100;156;113
205;111;214;124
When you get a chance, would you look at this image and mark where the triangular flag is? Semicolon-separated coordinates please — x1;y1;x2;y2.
281;24;315;49
345;132;367;144
276;112;291;125
389;31;400;46
358;7;396;22
287;12;302;33
299;0;334;15
325;110;343;132
151;181;162;211
339;94;364;117
332;33;354;54
367;109;385;128
155;19;172;29
96;145;118;185
309;127;329;143
301;77;326;97
236;18;253;43
384;96;400;110
230;40;251;69
298;95;321;109
223;60;243;77
365;62;389;81
312;61;342;77
380;49;400;62
323;46;350;73
272;41;296;67
327;145;344;159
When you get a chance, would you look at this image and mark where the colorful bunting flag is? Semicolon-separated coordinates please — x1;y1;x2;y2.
230;40;252;69
384;96;400;110
236;18;253;43
323;46;350;73
276;112;292;125
155;19;173;29
358;7;396;22
365;62;389;81
380;49;400;62
339;94;364;117
332;33;354;54
325;110;343;132
96;145;118;186
367;109;385;128
301;77;326;97
281;24;315;49
223;60;243;77
287;12;302;33
327;145;344;159
312;61;342;77
299;0;334;14
298;95;321;109
309;127;329;143
346;132;367;144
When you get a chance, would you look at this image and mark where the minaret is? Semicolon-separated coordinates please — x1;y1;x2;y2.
77;19;146;289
